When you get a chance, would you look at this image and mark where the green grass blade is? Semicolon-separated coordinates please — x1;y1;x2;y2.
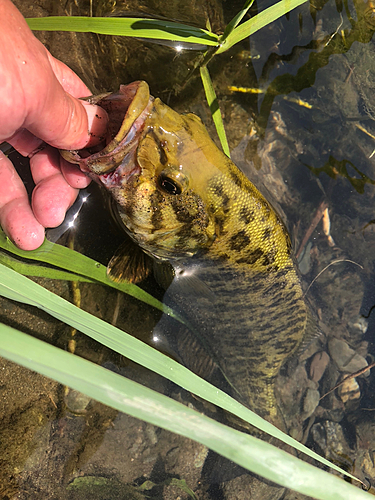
221;0;255;40
217;0;308;54
0;263;363;483
25;16;219;46
0;251;95;282
0;323;370;500
0;228;180;319
200;66;230;157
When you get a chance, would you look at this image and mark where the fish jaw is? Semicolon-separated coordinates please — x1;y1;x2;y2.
60;81;154;183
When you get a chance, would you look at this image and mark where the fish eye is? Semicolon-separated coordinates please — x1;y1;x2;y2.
158;173;182;195
157;169;188;195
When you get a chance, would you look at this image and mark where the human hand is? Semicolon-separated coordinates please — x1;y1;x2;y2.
0;0;108;250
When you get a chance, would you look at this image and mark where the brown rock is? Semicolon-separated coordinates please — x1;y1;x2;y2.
309;351;330;383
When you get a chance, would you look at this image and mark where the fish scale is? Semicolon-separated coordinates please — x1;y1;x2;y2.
61;81;313;424
156;253;307;420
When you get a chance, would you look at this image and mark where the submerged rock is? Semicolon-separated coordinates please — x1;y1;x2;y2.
309;351;330;383
302;387;321;420
328;338;369;375
337;376;361;403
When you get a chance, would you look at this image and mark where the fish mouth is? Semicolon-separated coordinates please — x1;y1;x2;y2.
60;81;153;184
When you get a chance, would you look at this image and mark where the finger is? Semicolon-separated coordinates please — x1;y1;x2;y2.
6;129;43;157
8;96;108;153
0;0;108;150
25;79;108;151
32;175;79;228
46;57;107;147
0;5;108;150
8;115;105;158
29;146;62;184
31;145;90;190
0;152;44;250
30;149;79;228
47;52;91;98
60;157;91;189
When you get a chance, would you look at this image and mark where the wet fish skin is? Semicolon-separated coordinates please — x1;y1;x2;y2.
61;81;310;421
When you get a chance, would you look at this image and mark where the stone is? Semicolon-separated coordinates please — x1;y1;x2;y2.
309;351;330;383
302;388;321;419
328;338;369;374
337;376;360;403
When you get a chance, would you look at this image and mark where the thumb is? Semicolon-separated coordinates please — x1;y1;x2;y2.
26;88;108;150
0;0;108;150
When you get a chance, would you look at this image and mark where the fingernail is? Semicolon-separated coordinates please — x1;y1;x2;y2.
82;102;109;146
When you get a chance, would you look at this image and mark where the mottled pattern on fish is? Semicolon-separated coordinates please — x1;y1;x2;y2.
61;82;311;421
156;254;306;418
149;164;307;418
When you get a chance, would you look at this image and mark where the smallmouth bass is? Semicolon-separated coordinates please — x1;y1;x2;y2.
61;81;312;422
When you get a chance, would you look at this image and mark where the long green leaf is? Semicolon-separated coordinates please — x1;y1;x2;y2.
0;251;95;282
25;16;219;46
0;229;180;319
221;0;255;41
0;323;370;500
200;66;230;157
0;263;363;483
217;0;308;54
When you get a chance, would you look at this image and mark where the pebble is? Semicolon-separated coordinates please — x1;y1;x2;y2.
65;389;91;413
302;388;320;419
348;315;368;335
311;420;351;460
309;351;330;382
337;376;360;403
298;241;313;275
328;338;369;374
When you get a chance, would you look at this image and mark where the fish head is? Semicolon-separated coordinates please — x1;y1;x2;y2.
61;81;229;260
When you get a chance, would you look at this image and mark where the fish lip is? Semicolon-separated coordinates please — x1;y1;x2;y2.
60;81;153;182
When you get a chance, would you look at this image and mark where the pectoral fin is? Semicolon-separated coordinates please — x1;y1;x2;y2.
107;239;153;284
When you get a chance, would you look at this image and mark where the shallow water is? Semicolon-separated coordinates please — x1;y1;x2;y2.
2;0;375;498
